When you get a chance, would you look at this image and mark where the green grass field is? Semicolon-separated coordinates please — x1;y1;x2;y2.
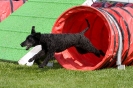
0;61;133;88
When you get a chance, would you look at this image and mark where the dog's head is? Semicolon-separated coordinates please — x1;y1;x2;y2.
20;26;41;50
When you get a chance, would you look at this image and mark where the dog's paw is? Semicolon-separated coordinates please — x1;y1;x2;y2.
99;50;105;56
39;64;44;68
28;58;33;62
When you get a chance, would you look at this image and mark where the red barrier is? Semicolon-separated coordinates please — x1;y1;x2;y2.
52;6;133;71
0;1;11;21
0;0;25;22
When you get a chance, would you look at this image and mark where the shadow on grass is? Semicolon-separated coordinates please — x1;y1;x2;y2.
0;59;63;72
0;59;116;72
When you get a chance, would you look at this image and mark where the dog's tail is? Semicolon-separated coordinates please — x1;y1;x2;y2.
80;19;90;34
85;19;90;28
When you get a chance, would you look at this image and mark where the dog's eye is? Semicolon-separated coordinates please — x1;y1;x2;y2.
26;37;34;42
29;38;34;41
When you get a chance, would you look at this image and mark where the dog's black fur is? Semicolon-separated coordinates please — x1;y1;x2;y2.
20;19;105;68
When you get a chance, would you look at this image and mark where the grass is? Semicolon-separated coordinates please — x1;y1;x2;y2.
0;61;133;88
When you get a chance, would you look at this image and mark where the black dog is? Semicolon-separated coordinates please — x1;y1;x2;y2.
20;19;105;68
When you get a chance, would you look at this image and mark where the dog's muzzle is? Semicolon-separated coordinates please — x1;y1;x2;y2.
20;42;25;47
20;42;31;50
25;46;31;50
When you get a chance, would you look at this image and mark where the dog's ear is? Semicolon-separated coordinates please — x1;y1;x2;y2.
31;26;36;34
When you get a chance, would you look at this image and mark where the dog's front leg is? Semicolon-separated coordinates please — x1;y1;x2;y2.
39;52;54;68
28;50;45;62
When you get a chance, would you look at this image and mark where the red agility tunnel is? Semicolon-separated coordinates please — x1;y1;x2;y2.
52;6;133;71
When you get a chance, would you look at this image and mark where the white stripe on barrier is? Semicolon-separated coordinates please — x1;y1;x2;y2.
82;0;98;6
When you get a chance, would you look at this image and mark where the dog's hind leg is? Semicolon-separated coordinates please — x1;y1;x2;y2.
76;47;105;57
75;45;105;57
28;50;45;62
99;50;105;56
75;47;89;54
